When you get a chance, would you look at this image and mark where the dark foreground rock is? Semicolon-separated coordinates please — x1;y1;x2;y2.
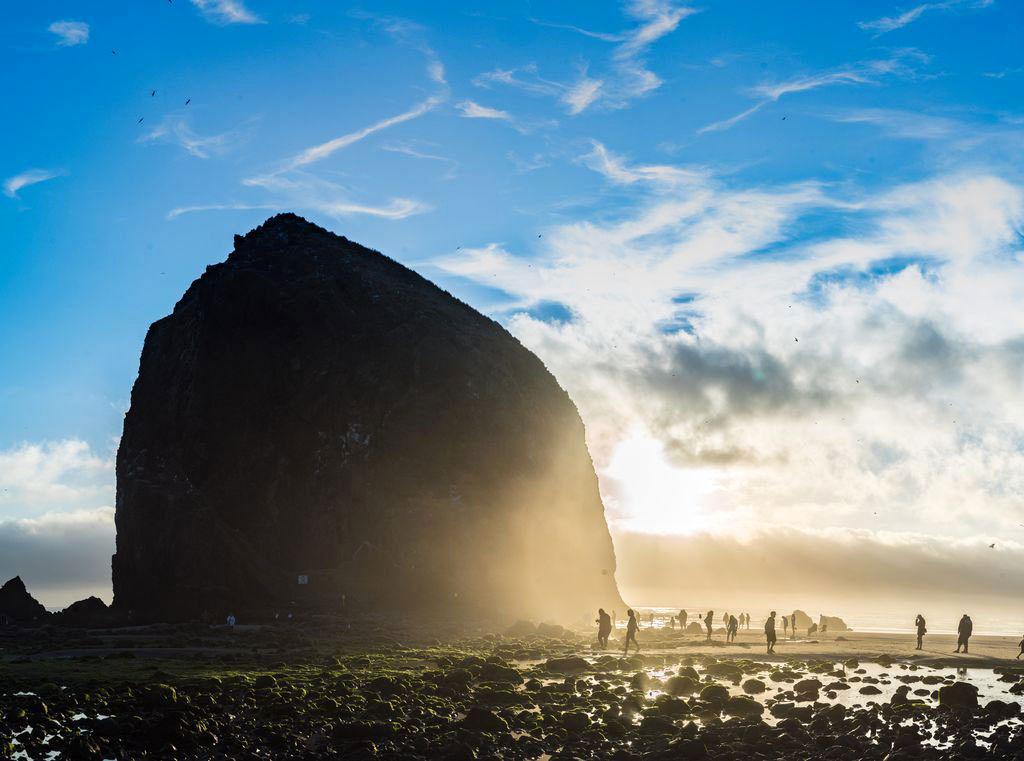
112;213;624;621
1;621;1022;761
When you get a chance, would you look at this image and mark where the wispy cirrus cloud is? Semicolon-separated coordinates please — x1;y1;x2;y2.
190;0;264;25
171;14;442;223
48;20;89;46
858;0;994;36
699;49;930;133
456;100;556;133
477;0;695;115
137;117;255;159
3;169;63;199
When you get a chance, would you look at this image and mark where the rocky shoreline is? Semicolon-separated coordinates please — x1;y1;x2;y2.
3;619;1024;760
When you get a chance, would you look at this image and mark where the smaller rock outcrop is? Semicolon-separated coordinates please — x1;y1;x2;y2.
790;610;813;629
0;577;47;623
54;596;110;627
819;615;849;631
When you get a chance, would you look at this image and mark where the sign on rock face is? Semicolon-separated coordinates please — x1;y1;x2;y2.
297;575;309;585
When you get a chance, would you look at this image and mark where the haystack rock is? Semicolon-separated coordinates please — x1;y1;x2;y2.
112;214;624;621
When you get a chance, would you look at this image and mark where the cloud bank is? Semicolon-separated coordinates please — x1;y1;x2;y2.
436;141;1024;610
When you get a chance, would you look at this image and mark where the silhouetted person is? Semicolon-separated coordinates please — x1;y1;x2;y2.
765;611;777;653
649;611;655;625
727;614;738;642
624;609;640;653
1017;636;1024;660
704;610;714;640
596;608;612;649
679;609;687;629
955;614;973;653
915;614;927;650
782;615;789;635
745;613;750;629
722;611;729;627
791;611;799;639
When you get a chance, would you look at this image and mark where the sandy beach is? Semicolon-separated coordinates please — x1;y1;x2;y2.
610;628;1024;668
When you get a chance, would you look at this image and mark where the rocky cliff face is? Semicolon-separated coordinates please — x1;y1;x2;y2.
113;214;624;621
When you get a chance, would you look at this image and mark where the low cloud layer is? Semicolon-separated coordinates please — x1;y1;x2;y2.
0;508;114;608
614;527;1022;631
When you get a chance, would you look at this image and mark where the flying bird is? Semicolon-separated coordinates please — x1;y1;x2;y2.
151;90;156;97
794;337;799;342
989;543;996;548
185;98;191;105
138;117;144;123
111;50;117;55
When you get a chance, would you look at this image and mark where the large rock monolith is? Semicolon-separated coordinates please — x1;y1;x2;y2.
112;214;625;621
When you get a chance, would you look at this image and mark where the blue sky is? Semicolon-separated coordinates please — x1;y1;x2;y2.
3;0;1024;613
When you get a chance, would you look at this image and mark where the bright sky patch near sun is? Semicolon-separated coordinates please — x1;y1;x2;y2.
2;0;1024;611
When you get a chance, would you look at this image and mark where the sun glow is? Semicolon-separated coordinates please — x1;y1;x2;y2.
601;432;721;535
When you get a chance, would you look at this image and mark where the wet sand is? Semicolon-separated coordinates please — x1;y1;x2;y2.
624;628;1024;667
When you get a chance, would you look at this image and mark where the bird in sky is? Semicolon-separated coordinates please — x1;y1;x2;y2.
185;98;191;105
138;117;144;123
151;90;156;97
989;543;996;548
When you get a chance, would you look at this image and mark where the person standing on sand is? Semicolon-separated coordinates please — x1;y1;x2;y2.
596;608;612;650
765;611;777;653
704;610;714;640
955;614;973;653
679;609;687;630
722;612;729;627
782;616;789;635
791;611;799;639
1017;636;1024;660
727;614;739;642
624;609;640;653
915;614;927;650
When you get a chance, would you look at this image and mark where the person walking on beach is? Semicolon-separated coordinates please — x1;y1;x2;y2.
722;611;729;627
745;613;751;629
791;611;799;639
914;614;927;650
782;615;789;636
727;614;739;642
765;611;778;653
679;609;687;630
955;614;973;653
1017;636;1024;660
624;609;640;653
704;610;714;640
596;608;612;650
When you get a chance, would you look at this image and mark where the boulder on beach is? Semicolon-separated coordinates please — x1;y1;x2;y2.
111;214;625;621
939;681;979;709
0;577;47;623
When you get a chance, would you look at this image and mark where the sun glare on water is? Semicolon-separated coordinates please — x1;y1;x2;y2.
602;432;721;535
